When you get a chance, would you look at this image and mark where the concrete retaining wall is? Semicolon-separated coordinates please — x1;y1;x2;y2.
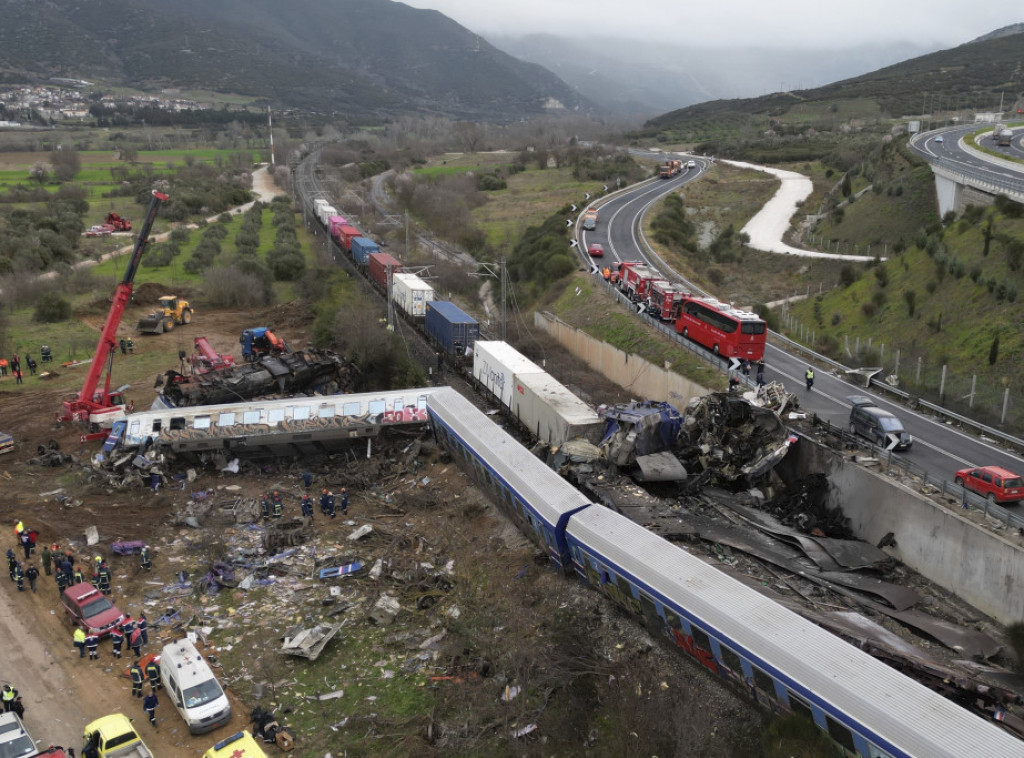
781;437;1024;625
533;311;708;407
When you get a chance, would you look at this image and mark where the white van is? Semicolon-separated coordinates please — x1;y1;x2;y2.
160;638;233;734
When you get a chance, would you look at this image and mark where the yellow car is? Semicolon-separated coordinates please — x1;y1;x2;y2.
203;730;268;758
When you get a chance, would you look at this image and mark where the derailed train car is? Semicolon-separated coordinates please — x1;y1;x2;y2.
471;341;603;446
157;349;349;408
425;387;1023;758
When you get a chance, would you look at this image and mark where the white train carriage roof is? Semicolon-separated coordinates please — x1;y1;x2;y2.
566;506;1021;758
427;388;591;528
122;388;437;449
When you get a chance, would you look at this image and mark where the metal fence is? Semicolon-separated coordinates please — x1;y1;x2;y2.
777;304;1024;441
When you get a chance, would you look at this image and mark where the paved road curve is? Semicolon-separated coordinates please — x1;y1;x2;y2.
595;152;1024;490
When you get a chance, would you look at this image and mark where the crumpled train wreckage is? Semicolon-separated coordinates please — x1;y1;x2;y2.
552;393;795;488
156;348;352;408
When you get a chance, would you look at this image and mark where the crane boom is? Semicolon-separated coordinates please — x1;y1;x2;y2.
60;190;169;430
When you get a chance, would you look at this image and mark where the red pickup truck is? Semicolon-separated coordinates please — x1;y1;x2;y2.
62;583;125;637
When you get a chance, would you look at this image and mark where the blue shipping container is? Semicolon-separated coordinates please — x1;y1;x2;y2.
424;301;480;356
351;237;380;266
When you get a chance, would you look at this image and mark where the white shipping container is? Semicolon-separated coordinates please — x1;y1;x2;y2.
319;204;338;226
472;341;544;409
314;199;329;219
509;371;603;446
391;272;435;318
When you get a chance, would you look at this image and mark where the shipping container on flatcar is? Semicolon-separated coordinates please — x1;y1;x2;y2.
350;237;380;266
368;253;403;291
391;272;435;319
424;301;480;357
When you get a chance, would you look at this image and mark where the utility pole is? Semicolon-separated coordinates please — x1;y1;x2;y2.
386;264;396;332
268;106;274;166
500;255;507;342
475;258;508;341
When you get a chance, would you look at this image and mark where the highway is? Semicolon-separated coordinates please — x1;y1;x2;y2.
909;124;1024;197
587;150;1024;505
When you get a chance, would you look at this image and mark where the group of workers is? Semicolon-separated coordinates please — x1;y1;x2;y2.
263;485;349;520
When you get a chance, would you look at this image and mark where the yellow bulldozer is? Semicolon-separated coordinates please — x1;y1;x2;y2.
137;295;193;334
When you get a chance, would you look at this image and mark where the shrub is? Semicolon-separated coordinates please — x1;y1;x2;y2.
871;290;887;308
831;313;841;326
926;281;938;294
33;292;72;323
969;265;982;283
873;266;888;287
141;245;174;268
903;290;916;317
996;283;1007;302
707;267;725;286
168;226;191;243
839;265;857;287
949;259;965;279
994;195;1024;218
1009;288;1018;303
986;278;997;293
202;266;271;308
860;302;877;318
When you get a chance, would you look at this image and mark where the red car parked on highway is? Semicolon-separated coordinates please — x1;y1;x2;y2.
954;466;1024;504
587;243;604;257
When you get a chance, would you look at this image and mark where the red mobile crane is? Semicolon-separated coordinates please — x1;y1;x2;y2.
59;190;168;436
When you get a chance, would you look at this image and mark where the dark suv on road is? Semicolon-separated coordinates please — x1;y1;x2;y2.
847;396;912;451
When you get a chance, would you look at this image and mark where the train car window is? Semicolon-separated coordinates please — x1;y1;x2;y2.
293;406;311;421
150;420;162;432
169;417;186;430
719;645;743;674
786;690;814;722
268;409;285;425
417;398;427;412
128;421;140;437
217;412;236;427
343;402;361;416
193;416;211;430
664;609;684;634
824;715;856;753
638;592;662;632
319;405;335;418
242;411;260;425
368;400;386;415
867;745;896;758
690;626;712;653
752;667;777;700
599;569;612;585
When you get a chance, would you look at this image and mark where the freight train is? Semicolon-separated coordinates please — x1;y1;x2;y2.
306;194;601;447
425;387;1022;758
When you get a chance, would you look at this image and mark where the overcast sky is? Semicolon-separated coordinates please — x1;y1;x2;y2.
400;1;1022;48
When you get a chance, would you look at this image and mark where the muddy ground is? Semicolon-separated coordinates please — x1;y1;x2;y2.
0;300;765;757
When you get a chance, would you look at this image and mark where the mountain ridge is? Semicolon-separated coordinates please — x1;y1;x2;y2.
0;0;589;121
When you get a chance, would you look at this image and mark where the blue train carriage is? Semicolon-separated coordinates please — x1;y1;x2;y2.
426;388;590;572
563;506;1022;758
